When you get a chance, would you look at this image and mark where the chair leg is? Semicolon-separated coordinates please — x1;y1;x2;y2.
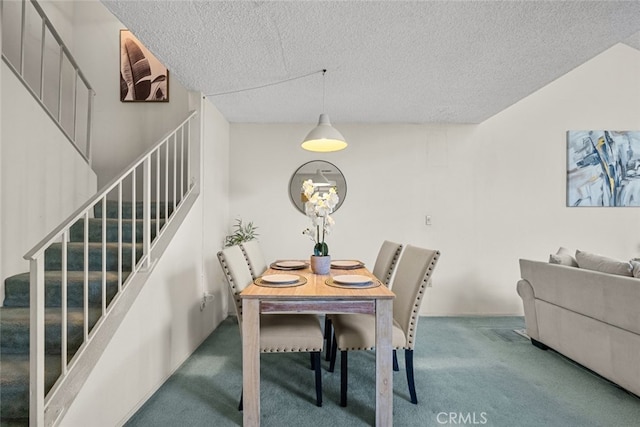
238;388;243;411
329;335;338;372
313;352;323;407
393;349;399;372
324;317;333;360
405;349;417;404
310;352;315;370
340;350;348;407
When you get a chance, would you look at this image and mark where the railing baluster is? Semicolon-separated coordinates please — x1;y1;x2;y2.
72;68;78;141
173;134;177;212
57;45;63;122
19;0;26;75
180;127;184;200
102;198;107;314
29;255;45;427
186;123;191;190
118;182;123;291
61;230;68;374
39;18;46;98
143;158;151;269
132;169;137;271
86;90;94;163
156;148;160;238
165;142;169;223
83;212;89;340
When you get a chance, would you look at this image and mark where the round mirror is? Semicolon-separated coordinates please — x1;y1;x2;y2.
289;160;347;214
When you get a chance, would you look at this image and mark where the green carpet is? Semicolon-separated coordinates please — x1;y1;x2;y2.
125;316;640;426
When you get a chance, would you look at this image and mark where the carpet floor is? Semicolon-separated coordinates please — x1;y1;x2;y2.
125;316;640;426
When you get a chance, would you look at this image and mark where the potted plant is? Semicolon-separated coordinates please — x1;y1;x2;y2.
224;218;259;247
301;179;339;274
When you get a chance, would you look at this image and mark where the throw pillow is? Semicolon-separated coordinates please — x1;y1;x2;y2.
549;247;578;267
630;260;640;279
575;250;633;277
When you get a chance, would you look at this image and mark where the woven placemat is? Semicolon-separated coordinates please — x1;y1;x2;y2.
255;275;307;288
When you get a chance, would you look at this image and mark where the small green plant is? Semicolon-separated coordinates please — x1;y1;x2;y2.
224;218;259;247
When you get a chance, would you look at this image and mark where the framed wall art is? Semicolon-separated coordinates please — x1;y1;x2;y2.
120;29;169;102
567;130;640;207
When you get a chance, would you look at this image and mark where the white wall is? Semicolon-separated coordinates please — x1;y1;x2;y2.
1;62;98;289
70;0;192;188
61;97;231;426
230;44;640;316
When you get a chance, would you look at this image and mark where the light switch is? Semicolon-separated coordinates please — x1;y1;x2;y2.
425;215;432;226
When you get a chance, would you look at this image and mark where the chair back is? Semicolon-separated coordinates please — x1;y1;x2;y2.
240;240;268;279
390;245;440;349
217;245;255;326
372;241;403;286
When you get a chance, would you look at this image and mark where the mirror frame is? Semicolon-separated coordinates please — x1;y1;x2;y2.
289;160;347;214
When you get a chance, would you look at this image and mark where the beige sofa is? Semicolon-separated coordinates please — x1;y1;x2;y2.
517;259;640;397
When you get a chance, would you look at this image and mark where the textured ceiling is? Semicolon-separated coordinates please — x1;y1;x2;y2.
102;1;640;124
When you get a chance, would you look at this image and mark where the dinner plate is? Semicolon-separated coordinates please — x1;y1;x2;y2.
332;274;372;286
331;260;363;268
260;274;300;284
275;260;307;269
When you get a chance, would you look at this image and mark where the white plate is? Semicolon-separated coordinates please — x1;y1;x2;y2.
261;274;300;284
331;260;362;268
332;275;372;285
275;261;307;268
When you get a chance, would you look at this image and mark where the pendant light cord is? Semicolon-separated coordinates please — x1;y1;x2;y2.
206;69;325;97
322;69;326;113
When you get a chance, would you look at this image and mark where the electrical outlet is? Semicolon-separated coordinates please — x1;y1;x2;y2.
425;215;432;226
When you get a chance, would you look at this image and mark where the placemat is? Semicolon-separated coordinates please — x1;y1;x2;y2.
255;275;307;288
330;260;365;270
270;260;309;270
325;277;381;289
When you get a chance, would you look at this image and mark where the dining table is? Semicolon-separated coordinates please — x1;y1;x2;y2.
240;260;396;426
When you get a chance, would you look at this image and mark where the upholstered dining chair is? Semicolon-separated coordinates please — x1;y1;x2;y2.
240;240;268;279
328;245;440;406
324;241;403;360
217;245;324;408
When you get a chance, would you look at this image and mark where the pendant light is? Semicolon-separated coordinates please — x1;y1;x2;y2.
301;69;347;152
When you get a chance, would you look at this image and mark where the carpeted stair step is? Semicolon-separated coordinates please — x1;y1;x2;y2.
44;242;142;271
3;271;126;308
94;200;174;220
0;307;102;356
68;217;165;243
0;354;61;420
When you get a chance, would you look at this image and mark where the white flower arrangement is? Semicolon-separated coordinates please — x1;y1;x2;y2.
301;179;339;256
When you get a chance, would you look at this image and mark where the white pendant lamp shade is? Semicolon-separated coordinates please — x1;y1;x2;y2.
301;114;348;153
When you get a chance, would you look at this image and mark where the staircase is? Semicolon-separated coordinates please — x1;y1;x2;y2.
0;201;169;426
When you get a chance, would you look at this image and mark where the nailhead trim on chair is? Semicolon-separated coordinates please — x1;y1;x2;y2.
239;244;258;280
384;244;403;285
405;251;439;349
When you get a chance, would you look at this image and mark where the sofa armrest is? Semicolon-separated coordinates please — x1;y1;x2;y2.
517;279;539;340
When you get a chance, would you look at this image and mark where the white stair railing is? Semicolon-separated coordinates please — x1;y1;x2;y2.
1;0;94;163
24;110;198;426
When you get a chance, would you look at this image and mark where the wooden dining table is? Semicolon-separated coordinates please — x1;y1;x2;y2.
240;261;396;426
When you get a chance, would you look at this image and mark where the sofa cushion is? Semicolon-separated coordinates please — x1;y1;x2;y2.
575;250;632;277
631;260;640;278
549;247;578;267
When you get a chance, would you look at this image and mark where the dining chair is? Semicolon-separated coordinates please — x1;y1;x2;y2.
324;240;403;360
217;245;324;408
240;239;268;279
328;244;440;406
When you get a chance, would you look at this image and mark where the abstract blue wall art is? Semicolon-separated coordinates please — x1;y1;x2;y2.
567;130;640;207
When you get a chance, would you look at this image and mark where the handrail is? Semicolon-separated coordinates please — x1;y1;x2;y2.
25;110;198;426
1;0;94;163
24;110;198;261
